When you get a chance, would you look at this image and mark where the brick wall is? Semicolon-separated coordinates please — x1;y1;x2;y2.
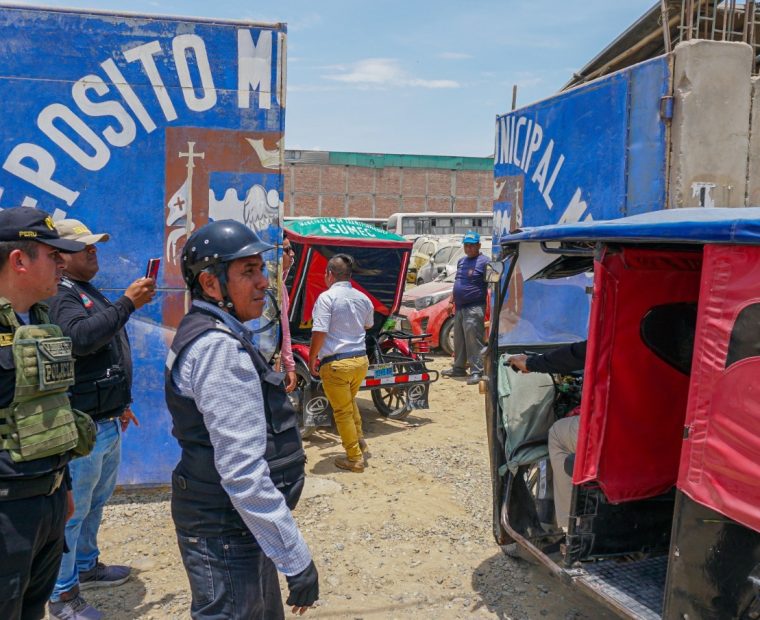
284;157;492;218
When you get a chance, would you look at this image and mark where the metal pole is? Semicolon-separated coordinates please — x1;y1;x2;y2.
511;85;518;111
687;0;695;40
661;0;672;52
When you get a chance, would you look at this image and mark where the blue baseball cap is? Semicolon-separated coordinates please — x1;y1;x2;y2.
463;230;480;244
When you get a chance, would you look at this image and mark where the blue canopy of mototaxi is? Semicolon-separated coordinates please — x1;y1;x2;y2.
499;207;760;245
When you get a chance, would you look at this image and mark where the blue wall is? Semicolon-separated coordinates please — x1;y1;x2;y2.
0;6;286;484
494;56;672;346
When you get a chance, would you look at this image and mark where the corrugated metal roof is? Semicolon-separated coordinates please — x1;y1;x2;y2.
285;150;330;164
563;1;678;90
561;0;759;90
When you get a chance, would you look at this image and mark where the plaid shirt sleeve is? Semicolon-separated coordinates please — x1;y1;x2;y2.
173;331;312;576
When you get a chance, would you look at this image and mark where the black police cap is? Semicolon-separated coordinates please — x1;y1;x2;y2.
0;207;86;253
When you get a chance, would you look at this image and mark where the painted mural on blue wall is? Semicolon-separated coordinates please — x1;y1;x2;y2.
0;6;287;484
494;56;671;347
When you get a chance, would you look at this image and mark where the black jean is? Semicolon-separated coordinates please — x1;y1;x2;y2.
0;484;67;620
176;529;285;620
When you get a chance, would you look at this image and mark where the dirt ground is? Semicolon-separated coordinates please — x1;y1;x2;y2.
86;354;614;620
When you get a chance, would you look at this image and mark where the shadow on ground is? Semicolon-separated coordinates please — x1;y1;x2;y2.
87;573;184;619
111;486;170;504
470;550;617;620
301;395;432;443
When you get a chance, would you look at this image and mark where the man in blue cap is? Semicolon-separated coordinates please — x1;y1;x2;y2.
442;230;489;385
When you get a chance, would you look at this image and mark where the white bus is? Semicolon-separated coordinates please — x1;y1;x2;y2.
386;211;493;238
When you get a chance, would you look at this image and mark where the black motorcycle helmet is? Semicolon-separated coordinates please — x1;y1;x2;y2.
181;219;273;311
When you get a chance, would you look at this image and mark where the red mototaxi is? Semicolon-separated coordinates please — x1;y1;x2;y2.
282;218;439;435
486;207;760;619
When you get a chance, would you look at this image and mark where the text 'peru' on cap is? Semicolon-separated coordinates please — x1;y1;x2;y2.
0;207;85;253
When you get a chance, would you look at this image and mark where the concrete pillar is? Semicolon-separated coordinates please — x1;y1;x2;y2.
317;166;323;216
450;169;457;213
668;40;752;209
288;163;295;216
746;76;760;207
343;165;349;217
372;167;377;217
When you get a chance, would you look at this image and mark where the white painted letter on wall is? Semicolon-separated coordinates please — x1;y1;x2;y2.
238;29;272;110
172;34;217;112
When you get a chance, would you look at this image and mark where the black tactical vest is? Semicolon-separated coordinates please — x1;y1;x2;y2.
58;278;131;421
165;306;306;536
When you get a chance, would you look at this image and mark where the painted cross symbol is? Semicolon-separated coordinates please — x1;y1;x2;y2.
179;141;205;312
179;141;205;170
177;141;205;237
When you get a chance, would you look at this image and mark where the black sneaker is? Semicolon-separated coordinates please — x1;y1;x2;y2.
79;562;131;590
441;367;467;378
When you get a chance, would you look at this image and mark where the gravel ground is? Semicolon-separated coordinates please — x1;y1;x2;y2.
82;354;615;619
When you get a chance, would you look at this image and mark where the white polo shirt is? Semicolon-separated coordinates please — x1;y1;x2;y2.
312;281;374;358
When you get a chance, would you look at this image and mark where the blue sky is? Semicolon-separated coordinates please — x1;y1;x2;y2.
15;0;656;157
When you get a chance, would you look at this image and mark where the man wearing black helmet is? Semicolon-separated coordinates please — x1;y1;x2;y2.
165;219;319;618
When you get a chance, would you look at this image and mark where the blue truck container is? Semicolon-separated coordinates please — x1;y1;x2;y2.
493;55;673;347
0;4;287;485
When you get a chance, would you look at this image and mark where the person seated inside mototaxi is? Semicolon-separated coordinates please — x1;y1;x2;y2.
507;341;586;531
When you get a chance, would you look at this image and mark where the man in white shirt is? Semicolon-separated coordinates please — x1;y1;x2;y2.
309;254;374;473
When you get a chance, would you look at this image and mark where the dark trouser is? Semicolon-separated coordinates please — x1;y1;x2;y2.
0;484;67;620
176;529;284;620
452;304;486;374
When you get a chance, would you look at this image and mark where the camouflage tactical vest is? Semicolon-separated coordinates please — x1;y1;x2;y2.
0;297;84;462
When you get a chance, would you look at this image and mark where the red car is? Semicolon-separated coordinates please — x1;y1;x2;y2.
400;272;492;355
399;275;457;355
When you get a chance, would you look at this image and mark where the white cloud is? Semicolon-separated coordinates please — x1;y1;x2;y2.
323;58;459;89
287;13;323;32
438;52;472;60
407;78;460;88
327;59;399;84
288;84;343;93
514;72;545;89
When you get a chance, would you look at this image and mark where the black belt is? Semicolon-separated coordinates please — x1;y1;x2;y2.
0;469;65;502
173;472;226;496
320;350;366;366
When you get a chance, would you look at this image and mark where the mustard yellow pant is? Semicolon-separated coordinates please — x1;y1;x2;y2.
319;356;369;461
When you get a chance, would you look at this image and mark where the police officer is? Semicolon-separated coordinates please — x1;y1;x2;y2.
165;220;319;618
0;207;86;620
